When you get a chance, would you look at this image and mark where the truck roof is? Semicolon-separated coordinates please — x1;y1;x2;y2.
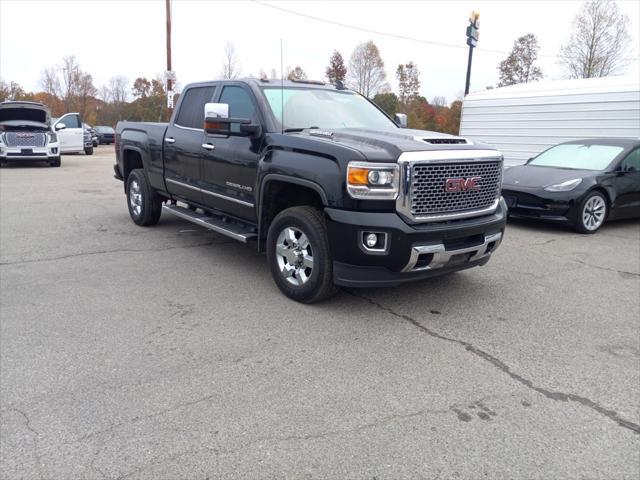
186;78;350;91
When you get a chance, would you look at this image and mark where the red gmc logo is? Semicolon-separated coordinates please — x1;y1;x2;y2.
16;133;35;138
445;176;482;192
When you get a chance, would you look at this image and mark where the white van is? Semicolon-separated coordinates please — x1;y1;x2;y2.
459;75;640;166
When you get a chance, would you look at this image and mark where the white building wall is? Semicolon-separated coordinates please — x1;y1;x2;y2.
459;76;640;166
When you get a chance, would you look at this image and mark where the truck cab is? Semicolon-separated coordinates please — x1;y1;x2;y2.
115;79;507;303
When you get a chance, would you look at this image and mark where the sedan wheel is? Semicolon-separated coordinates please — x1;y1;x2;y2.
576;192;607;233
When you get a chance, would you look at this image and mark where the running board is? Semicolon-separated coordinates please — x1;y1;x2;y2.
162;204;257;243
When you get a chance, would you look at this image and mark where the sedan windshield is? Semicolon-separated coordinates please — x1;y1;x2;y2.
529;144;624;170
262;87;397;131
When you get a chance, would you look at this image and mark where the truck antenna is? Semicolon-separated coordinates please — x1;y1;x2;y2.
280;38;284;134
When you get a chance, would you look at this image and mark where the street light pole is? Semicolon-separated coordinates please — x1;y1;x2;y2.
464;11;480;96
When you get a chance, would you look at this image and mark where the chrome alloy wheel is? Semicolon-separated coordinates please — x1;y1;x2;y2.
275;226;314;286
129;179;143;216
582;195;606;231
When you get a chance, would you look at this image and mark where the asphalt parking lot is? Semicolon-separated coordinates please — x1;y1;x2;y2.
1;148;639;480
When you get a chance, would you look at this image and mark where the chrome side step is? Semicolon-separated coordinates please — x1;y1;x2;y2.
162;204;257;243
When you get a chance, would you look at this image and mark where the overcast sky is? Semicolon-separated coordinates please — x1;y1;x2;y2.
1;0;639;103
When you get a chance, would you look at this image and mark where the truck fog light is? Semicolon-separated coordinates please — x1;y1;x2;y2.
365;233;378;248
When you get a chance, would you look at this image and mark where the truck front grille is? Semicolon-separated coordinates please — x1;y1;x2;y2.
4;132;47;148
410;161;502;218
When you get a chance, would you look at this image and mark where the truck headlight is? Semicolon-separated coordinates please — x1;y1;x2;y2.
543;178;582;192
347;162;399;200
48;132;58;144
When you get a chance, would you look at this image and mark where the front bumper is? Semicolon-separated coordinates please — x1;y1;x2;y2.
502;188;575;223
0;145;59;161
325;198;507;287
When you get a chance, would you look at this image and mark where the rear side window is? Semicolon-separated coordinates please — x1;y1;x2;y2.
219;86;257;132
59;114;81;129
175;86;216;129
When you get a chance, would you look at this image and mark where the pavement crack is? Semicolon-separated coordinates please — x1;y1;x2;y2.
0;240;234;266
347;290;640;435
549;254;639;278
8;407;44;479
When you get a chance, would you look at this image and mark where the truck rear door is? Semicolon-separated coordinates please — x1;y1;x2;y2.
163;85;216;205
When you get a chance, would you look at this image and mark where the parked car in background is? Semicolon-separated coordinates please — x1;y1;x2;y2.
84;123;99;147
0;101;61;167
94;125;115;145
82;128;94;155
52;113;86;154
502;138;640;233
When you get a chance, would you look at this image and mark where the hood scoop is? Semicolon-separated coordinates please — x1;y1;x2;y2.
419;137;468;145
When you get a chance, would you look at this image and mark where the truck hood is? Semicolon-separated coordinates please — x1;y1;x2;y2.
0;102;51;129
294;127;496;162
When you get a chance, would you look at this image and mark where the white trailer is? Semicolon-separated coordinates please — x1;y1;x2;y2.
459;75;640;166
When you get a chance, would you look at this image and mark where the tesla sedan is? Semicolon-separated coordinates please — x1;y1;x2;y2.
502;138;640;233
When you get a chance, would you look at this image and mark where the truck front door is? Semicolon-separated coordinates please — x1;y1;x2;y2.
163;85;216;206
54;113;83;153
200;84;261;222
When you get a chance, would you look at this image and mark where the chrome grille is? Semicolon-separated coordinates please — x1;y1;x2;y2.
410;161;502;217
4;132;47;147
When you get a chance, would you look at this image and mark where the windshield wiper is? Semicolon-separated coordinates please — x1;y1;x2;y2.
283;126;319;133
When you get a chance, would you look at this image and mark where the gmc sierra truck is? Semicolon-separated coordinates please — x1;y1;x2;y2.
114;79;506;303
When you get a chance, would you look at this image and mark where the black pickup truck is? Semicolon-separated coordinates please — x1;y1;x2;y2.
115;79;506;303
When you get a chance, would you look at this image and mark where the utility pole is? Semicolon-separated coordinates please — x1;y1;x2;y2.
165;0;174;113
464;11;480;96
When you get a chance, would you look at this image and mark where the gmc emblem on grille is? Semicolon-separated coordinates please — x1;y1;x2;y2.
445;176;482;192
16;133;35;139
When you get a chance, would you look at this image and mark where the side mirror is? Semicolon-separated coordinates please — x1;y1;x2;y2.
203;103;261;138
394;113;408;128
54;123;66;131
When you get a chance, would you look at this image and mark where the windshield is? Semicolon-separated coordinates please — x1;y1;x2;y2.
97;126;115;133
262;87;397;131
529;144;624;170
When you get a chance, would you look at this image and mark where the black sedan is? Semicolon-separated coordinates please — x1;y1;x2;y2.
94;125;115;145
502;138;640;233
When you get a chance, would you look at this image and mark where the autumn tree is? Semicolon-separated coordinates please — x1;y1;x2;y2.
287;66;307;81
372;92;399;117
220;42;241;79
132;77;152;98
0;79;26;101
498;34;543;86
559;0;631;78
348;40;388;97
396;62;421;104
325;50;347;84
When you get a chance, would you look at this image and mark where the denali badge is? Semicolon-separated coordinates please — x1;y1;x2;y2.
445;177;482;192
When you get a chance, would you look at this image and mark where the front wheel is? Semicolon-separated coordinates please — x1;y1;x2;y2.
574;191;607;233
49;157;61;167
85;146;94;155
266;206;336;303
126;169;163;226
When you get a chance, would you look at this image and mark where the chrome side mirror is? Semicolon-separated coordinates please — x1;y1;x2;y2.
394;113;408;128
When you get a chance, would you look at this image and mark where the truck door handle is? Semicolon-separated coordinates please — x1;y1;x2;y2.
165;137;176;144
201;143;215;151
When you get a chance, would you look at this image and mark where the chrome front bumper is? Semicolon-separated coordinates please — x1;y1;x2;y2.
402;232;503;272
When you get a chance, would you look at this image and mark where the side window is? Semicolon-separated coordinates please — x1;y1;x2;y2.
59;114;81;129
621;149;640;172
175;86;215;129
219;86;257;132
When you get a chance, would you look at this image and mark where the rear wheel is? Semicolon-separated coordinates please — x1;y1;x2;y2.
126;169;163;226
574;191;607;234
267;206;336;303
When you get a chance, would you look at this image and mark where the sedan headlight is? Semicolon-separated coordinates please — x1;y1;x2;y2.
48;131;58;144
543;178;582;192
347;162;399;200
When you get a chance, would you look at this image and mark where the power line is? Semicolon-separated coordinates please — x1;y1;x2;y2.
251;0;639;61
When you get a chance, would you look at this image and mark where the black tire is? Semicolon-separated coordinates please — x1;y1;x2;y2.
49;157;61;167
126;169;163;226
85;146;94;155
573;191;608;234
266;206;336;303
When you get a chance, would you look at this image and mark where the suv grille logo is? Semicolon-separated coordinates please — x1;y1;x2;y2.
445;176;482;192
